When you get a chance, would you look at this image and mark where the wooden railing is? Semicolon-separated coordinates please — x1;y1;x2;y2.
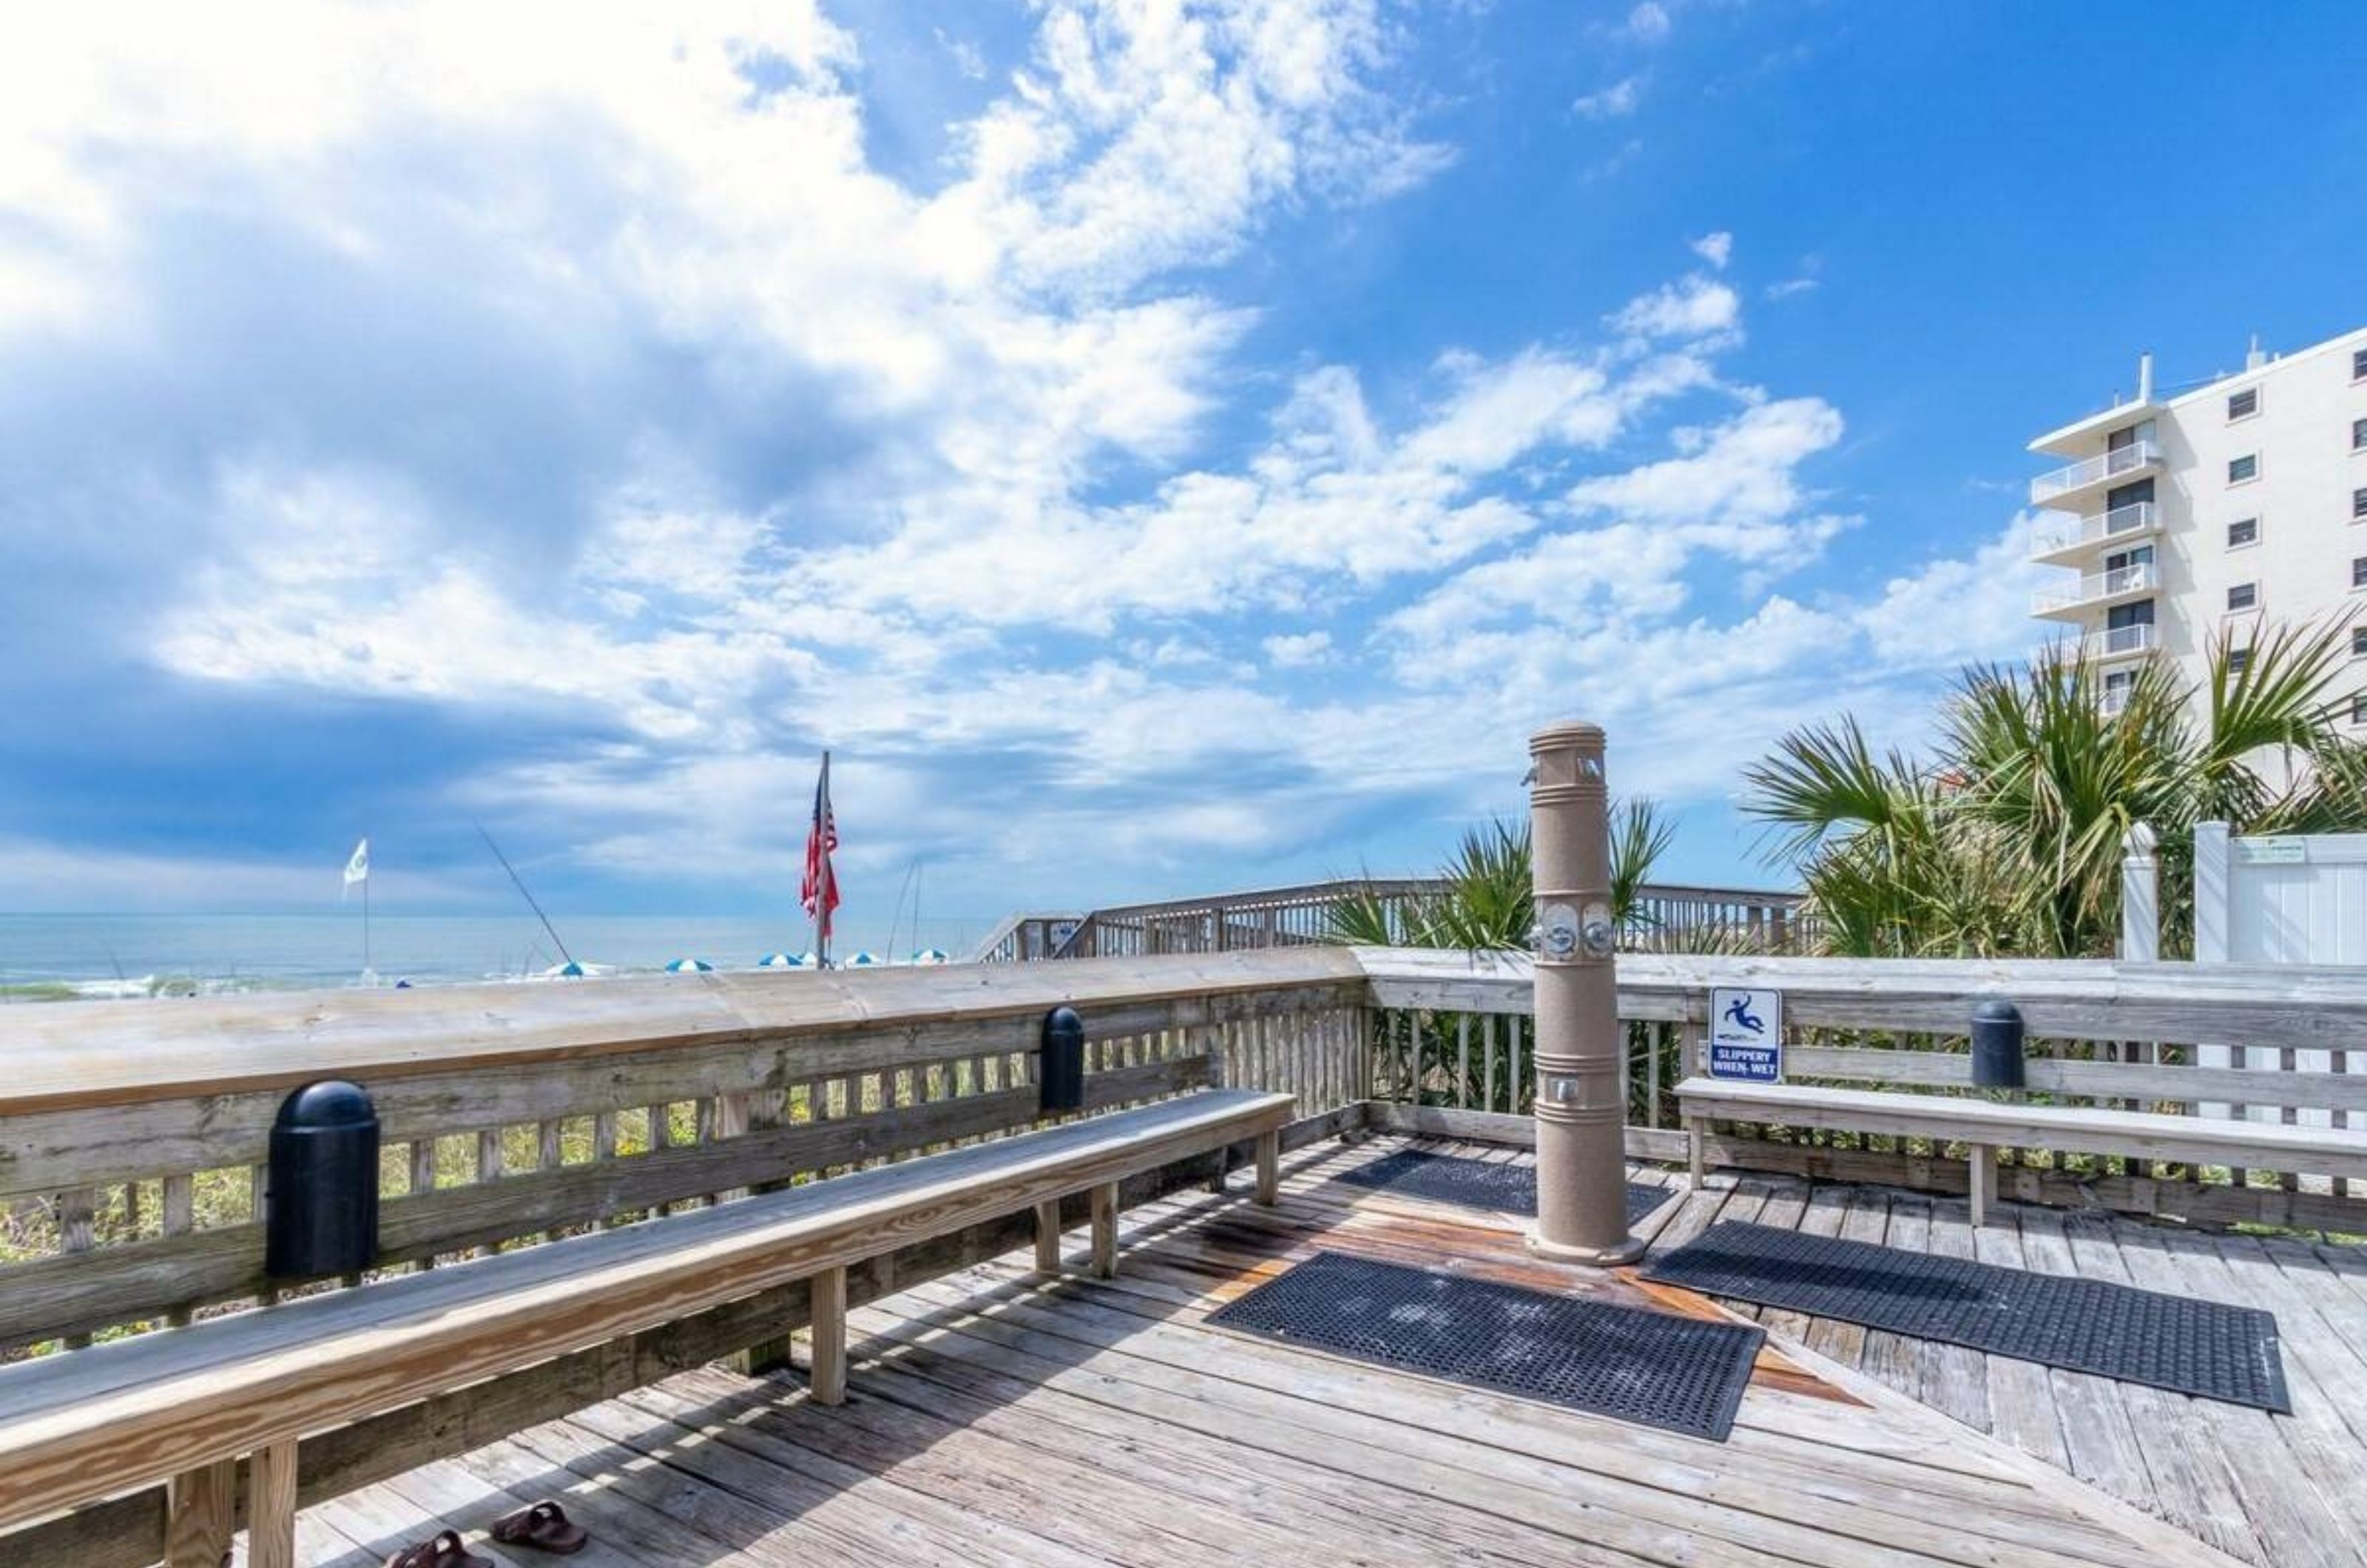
0;950;1371;1565
13;942;2362;1561
1358;948;2367;1235
981;879;1811;962
965;908;1086;964
1050;879;1439;959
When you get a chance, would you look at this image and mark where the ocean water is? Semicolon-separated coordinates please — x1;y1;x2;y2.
0;913;990;997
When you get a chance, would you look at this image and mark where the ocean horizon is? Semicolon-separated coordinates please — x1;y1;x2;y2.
0;912;993;998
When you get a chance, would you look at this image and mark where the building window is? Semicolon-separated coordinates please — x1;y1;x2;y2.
2227;582;2258;612
2353;627;2367;658
2228;387;2260;420
2356;487;2367;520
2229;453;2259;484
2228;517;2259;547
2354;557;2367;589
2354;416;2367;451
2356;346;2367;382
2354;692;2367;726
2228;647;2252;677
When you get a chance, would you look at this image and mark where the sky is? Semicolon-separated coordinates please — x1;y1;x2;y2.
0;1;2361;925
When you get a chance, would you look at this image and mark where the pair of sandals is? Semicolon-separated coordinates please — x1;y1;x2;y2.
383;1501;589;1566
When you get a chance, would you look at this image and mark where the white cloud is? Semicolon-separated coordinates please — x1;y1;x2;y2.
0;1;2050;915
1573;75;1645;119
1263;631;1334;667
1567;398;1843;523
1610;274;1740;341
1689;231;1733;269
1766;277;1819;300
935;27;989;81
1857;513;2048;671
1582;137;1644;183
1621;2;1674;45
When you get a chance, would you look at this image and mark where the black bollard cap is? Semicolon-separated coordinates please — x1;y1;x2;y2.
274;1078;376;1129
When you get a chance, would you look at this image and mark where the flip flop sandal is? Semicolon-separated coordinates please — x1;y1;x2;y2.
383;1528;496;1568
490;1500;590;1555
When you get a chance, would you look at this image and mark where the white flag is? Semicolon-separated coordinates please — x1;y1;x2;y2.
342;837;370;895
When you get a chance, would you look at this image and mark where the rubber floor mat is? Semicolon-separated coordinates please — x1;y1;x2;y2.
1644;1220;2289;1413
1209;1249;1763;1441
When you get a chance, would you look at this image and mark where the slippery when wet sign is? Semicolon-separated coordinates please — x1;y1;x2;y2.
1706;987;1784;1083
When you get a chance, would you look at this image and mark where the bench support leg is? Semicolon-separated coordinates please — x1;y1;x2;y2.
1255;1129;1280;1206
249;1439;300;1568
1033;1197;1062;1273
1090;1180;1119;1279
810;1265;848;1407
1969;1143;1996;1228
165;1457;237;1568
1686;1115;1707;1192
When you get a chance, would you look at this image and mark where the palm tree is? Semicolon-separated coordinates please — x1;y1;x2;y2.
1746;615;2363;959
1326;801;1679;1115
1325;802;1676;952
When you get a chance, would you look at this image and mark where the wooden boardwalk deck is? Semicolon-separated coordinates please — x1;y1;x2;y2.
260;1134;2346;1568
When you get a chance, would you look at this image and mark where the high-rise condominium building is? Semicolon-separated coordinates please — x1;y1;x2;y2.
2027;325;2367;723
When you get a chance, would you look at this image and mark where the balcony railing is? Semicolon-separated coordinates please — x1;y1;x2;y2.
2032;561;2158;615
2027;501;2161;560
2076;622;2158;660
2030;440;2160;507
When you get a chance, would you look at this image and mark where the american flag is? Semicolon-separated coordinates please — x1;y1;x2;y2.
800;752;840;942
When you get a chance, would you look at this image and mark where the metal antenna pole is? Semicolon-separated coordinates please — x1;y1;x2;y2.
478;825;576;970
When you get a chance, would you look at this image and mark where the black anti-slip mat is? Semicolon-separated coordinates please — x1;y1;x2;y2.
1334;1149;1672;1226
1644;1220;2290;1413
1208;1249;1763;1441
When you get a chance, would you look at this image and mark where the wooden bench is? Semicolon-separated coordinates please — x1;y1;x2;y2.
1678;1076;2367;1226
0;1087;1291;1567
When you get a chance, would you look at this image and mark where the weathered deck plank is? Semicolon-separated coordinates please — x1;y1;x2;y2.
238;1133;2306;1568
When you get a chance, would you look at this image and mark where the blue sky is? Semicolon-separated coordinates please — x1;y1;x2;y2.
0;1;2360;922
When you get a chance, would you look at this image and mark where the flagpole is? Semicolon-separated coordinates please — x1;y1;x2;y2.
363;870;371;976
812;751;831;969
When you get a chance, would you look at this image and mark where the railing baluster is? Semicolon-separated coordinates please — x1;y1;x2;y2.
163;1174;195;1326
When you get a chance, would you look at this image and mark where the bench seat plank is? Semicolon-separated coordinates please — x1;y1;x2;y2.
1675;1078;2367;1180
0;1088;1291;1535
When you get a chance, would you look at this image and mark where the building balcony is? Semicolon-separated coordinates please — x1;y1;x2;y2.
2032;562;2159;621
2070;622;2158;663
2027;501;2162;564
2029;440;2161;510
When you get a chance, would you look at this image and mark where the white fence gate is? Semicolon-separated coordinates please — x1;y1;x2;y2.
2192;821;2367;1128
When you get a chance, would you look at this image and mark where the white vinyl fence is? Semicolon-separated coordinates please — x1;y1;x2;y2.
2192;821;2367;1127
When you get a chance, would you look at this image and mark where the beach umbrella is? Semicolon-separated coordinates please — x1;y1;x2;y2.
911;947;949;964
798;950;820;968
759;952;801;968
665;957;715;973
847;950;879;967
547;960;586;979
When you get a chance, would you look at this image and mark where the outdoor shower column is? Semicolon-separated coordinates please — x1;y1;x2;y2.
1528;720;1646;1265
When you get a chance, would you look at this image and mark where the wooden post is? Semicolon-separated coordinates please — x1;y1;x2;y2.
1686;1115;1707;1192
809;1265;847;1407
249;1439;300;1568
1255;1129;1280;1206
1089;1180;1119;1279
165;1458;237;1568
1968;1143;1996;1227
1034;1197;1063;1272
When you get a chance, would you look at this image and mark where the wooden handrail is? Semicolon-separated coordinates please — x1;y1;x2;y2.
0;947;1364;1118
